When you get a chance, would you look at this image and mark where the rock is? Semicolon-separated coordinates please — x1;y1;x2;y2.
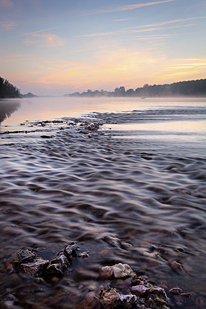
101;263;135;278
131;284;150;296
1;300;22;309
20;258;49;276
45;263;64;277
17;249;36;263
51;251;70;269
131;276;148;286
103;235;121;248
169;287;183;295
64;242;79;261
101;288;137;309
14;242;79;282
149;285;168;299
102;235;132;250
169;260;184;273
78;252;89;259
84;123;100;131
131;276;170;309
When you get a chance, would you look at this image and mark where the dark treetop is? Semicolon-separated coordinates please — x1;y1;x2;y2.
66;78;206;97
0;76;20;98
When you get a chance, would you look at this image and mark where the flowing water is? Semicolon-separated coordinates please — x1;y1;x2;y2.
0;97;206;308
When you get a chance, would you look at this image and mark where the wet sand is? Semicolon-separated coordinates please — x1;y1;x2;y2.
0;105;206;308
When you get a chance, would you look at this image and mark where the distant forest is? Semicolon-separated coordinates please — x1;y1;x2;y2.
66;79;206;97
0;77;20;98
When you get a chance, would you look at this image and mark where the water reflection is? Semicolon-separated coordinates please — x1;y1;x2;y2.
0;100;20;125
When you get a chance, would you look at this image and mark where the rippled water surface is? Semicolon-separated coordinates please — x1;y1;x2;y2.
0;97;206;308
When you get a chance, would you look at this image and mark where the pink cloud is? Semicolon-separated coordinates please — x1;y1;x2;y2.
23;33;66;47
0;21;16;30
0;0;14;8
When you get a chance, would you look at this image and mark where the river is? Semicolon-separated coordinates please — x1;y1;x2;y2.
0;97;206;308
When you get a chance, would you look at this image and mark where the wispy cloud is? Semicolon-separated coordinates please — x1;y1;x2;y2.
23;33;66;47
166;58;206;70
139;16;206;28
85;0;176;15
78;16;206;38
0;0;13;8
113;18;133;22
23;26;61;37
7;26;62;40
0;21;16;30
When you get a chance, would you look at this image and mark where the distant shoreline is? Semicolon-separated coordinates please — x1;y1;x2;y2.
66;78;206;97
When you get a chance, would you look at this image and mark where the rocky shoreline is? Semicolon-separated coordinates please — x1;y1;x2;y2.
1;238;203;309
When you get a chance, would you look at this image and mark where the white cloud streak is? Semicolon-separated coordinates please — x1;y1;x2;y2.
78;16;206;38
86;0;176;15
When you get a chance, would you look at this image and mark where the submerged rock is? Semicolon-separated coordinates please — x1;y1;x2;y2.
102;235;132;250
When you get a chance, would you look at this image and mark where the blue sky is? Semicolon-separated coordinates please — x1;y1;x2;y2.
0;0;206;95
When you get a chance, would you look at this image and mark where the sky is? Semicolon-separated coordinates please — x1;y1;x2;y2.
0;0;206;96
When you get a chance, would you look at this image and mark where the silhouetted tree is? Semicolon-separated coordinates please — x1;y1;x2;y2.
0;76;20;98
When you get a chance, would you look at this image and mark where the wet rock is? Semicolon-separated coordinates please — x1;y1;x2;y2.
14;242;79;282
51;250;70;269
101;263;135;279
84;123;100;131
20;258;49;276
40;135;53;138
169;260;184;273
103;235;121;248
131;276;169;309
169;287;183;295
131;275;148;286
147;295;169;308
131;284;150;296
103;235;132;251
1;300;22;309
64;242;79;261
78;252;89;259
100;288;138;309
45;263;64;277
17;249;36;263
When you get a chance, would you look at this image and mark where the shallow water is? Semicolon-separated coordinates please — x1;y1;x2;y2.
0;97;206;308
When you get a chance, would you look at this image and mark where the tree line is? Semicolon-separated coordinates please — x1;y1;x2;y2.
0;76;20;98
66;79;206;97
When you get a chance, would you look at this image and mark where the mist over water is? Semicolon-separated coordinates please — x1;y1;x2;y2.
0;97;206;308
